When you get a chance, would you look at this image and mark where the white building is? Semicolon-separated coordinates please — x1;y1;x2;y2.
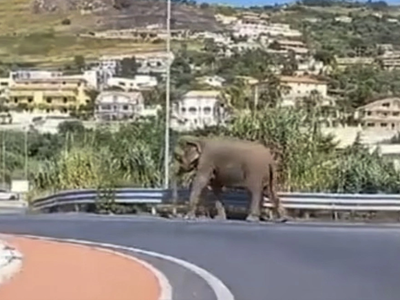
171;90;228;131
107;75;157;91
197;76;225;88
94;91;144;121
10;70;63;81
215;14;238;25
258;76;329;107
233;19;302;39
135;52;174;74
280;75;328;99
232;18;269;38
58;70;99;90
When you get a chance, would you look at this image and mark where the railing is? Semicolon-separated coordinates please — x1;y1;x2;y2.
31;188;400;213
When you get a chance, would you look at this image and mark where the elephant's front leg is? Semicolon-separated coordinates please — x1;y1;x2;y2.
185;170;212;220
210;183;226;220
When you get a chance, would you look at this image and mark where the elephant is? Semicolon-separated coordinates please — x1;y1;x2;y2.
172;135;288;223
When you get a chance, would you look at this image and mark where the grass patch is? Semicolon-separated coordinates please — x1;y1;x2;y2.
0;32;166;66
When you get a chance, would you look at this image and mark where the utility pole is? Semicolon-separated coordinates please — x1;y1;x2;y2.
163;0;171;189
2;130;5;188
24;128;28;179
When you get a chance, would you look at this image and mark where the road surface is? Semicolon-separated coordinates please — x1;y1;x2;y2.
0;213;399;300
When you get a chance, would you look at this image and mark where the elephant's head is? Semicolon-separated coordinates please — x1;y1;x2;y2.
173;135;204;174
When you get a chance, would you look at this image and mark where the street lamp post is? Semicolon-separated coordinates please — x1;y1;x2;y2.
1;130;5;188
163;0;171;189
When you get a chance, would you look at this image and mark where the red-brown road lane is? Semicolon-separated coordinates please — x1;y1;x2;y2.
0;236;161;300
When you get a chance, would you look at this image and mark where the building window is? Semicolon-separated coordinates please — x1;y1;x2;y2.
46;97;52;103
63;97;68;103
101;105;111;110
203;107;211;114
367;111;372;116
188;107;197;114
382;102;390;107
13;98;18;103
393;112;399;116
381;123;388;127
123;105;129;110
27;97;33;103
367;123;375;127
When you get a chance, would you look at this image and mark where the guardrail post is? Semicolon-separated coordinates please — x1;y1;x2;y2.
151;206;157;216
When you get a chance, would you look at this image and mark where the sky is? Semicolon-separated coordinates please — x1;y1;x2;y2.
201;0;400;8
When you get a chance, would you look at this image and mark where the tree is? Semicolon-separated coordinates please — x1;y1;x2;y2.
118;57;138;78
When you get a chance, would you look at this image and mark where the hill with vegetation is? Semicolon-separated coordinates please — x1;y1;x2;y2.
0;0;219;68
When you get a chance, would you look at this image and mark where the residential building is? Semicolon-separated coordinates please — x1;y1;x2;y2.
335;57;375;70
356;97;400;131
59;70;99;90
197;76;225;88
98;55;125;73
280;75;328;98
7;78;90;114
94;91;144;121
295;57;325;76
10;70;63;80
368;144;400;170
135;52;174;74
275;40;309;55
231;16;268;38
256;75;329;107
171;90;228;131
215;14;238;25
191;31;231;45
106;75;158;91
229;41;262;53
378;52;400;70
265;23;302;38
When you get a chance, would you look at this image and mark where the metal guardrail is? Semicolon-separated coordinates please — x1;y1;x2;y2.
32;188;165;210
31;188;400;213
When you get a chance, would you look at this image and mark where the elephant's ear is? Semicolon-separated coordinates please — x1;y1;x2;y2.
179;135;203;154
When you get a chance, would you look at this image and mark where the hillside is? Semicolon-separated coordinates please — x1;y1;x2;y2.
31;0;221;32
0;0;220;67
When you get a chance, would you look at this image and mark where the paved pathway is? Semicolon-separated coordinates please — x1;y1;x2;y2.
0;236;161;300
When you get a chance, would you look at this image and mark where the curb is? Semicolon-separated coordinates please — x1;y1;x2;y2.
0;240;23;286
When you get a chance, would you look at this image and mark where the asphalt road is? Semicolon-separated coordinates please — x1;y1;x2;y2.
0;213;400;300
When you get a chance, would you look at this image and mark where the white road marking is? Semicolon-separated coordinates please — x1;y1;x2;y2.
0;239;23;287
4;233;235;300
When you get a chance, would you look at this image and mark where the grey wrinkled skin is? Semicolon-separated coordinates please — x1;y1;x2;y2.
172;135;288;223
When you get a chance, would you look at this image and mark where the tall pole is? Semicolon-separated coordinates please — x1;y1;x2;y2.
24;128;28;179
2;131;5;188
163;0;171;189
